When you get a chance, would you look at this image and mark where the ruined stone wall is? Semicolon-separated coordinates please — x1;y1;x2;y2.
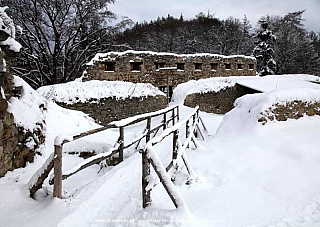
258;101;320;125
184;84;259;114
57;95;167;125
0;46;45;178
85;51;257;89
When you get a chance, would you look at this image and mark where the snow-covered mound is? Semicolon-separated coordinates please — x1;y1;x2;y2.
8;76;46;133
172;77;236;103
37;79;165;104
216;88;320;137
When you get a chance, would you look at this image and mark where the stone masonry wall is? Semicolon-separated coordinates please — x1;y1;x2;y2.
184;84;260;114
57;95;167;125
258;101;320;125
85;51;257;90
0;46;46;178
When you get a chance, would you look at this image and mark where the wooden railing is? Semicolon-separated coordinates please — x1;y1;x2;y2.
140;106;207;209
28;105;179;199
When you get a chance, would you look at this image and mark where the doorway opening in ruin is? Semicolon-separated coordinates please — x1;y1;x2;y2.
159;85;173;102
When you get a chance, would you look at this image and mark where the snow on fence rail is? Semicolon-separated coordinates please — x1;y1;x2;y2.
28;105;179;199
140;106;207;209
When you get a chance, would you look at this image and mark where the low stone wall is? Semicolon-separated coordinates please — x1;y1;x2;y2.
0;11;46;178
58;95;167;125
0;109;45;177
184;84;259;114
258;101;320;125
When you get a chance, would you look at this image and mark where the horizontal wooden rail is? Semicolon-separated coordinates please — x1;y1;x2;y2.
142;106;205;209
29;105;180;199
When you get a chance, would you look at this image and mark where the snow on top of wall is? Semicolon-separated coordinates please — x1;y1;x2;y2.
172;77;238;104
172;74;320;104
37;79;165;104
216;87;320;137
236;88;320;118
236;74;320;92
86;50;256;66
0;7;15;38
0;7;21;52
0;37;22;52
8;76;46;132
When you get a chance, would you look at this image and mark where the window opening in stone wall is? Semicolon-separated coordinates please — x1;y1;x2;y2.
211;63;218;71
131;62;143;71
237;64;243;70
176;63;185;71
194;63;202;71
249;64;254;70
225;63;231;70
104;62;116;71
155;62;166;69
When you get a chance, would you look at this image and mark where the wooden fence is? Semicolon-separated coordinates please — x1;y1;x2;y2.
140;106;207;208
28;105;179;199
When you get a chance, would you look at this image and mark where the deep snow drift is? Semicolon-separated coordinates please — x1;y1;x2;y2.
1;76;320;227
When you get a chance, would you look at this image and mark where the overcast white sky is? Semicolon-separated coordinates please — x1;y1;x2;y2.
109;0;320;32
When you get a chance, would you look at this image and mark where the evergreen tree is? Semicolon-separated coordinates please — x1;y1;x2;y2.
253;19;276;76
271;11;320;76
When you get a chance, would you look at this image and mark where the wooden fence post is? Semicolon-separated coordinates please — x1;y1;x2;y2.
192;113;198;138
172;108;175;125
53;145;63;199
171;130;179;181
163;112;167;130
142;149;151;208
146;117;151;142
176;106;180;121
119;127;124;162
173;130;179;160
186;120;189;139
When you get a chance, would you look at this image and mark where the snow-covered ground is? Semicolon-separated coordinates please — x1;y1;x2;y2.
1;76;320;227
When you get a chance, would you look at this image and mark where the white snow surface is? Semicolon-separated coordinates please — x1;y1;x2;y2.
236;74;320;92
37;79;165;104
8;76;46;132
1;76;320;226
86;50;256;66
0;37;22;52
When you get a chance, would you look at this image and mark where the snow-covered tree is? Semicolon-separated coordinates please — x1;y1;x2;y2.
253;19;276;76
0;0;132;88
271;11;320;76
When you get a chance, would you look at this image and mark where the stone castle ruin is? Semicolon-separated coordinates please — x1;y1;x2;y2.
85;50;257;99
